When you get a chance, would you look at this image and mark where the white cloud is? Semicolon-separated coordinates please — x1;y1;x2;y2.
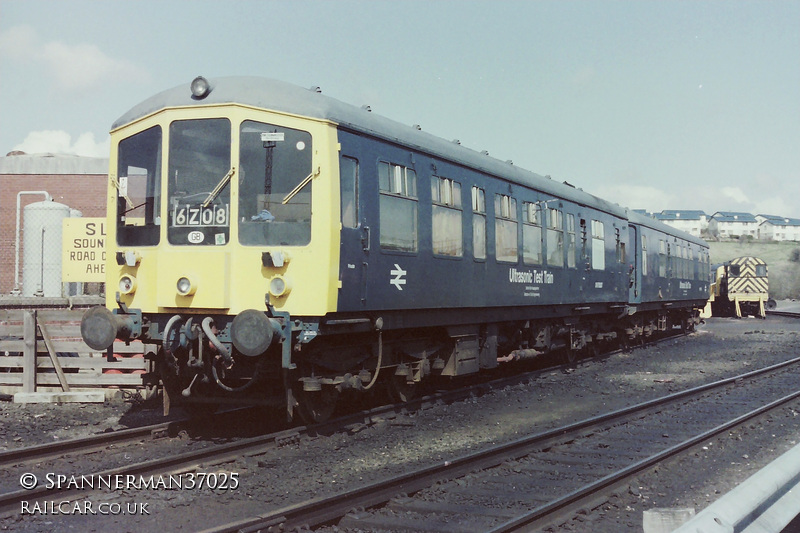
13;130;109;158
721;186;750;205
590;183;679;213
0;24;149;92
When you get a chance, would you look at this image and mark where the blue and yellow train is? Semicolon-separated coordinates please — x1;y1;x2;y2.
81;76;710;422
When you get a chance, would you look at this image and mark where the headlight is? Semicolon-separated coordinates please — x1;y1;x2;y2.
119;275;137;295
190;76;211;99
177;276;197;296
269;275;292;298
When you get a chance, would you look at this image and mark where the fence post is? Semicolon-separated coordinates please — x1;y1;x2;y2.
22;310;37;393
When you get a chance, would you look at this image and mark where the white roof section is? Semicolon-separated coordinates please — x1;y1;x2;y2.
0;153;108;175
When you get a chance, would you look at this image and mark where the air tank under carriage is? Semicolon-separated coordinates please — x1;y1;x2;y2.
81;76;709;423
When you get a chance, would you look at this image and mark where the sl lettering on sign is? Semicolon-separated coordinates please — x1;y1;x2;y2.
62;218;107;282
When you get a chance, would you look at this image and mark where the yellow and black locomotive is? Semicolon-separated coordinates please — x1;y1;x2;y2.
708;256;774;318
81;76;709;422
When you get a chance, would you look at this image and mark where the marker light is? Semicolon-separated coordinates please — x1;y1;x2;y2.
190;76;211;99
269;275;292;298
177;276;197;296
119;275;137;295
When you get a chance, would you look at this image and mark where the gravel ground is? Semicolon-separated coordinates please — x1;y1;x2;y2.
1;315;799;532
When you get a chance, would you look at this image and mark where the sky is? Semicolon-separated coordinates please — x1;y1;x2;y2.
1;0;798;217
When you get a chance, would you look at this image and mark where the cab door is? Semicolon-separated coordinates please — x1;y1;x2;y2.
338;154;369;311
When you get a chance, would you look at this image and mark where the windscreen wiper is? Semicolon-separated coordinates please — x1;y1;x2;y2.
202;167;236;208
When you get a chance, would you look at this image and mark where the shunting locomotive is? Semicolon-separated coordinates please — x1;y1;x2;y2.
708;256;775;318
81;76;710;423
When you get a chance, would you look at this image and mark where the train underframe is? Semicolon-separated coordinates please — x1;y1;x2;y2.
128;303;703;424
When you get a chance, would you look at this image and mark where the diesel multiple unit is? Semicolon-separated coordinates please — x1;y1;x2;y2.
81;76;710;422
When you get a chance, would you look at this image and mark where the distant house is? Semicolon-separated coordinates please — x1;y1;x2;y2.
707;212;758;239
652;210;708;238
757;214;800;242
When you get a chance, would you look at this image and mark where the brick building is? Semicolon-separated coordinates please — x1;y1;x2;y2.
1;152;108;295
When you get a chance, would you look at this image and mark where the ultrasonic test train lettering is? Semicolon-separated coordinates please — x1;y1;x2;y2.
81;76;710;423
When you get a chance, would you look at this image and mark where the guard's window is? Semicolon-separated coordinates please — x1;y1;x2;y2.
522;202;542;265
379;162;417;252
546;208;564;267
566;214;576;268
616;228;625;264
495;194;517;263
472;186;486;260
591;220;605;270
340;157;359;229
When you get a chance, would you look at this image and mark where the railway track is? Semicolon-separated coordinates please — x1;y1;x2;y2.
199;356;800;533
0;330;691;519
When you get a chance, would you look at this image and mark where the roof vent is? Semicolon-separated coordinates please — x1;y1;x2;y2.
481;150;489;156
413;124;421;130
309;86;322;93
506;160;514;165
361;105;371;112
452;139;461;145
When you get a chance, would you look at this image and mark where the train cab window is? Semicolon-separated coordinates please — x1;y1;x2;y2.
472;187;486;260
566;214;576;268
641;235;648;275
168;118;231;246
756;264;767;277
116;125;162;246
431;176;463;257
379;162;418;252
658;240;667;277
546;208;564;267
729;264;741;276
495;194;518;263
340;157;359;229
591;220;605;270
522;202;542;265
239;121;313;246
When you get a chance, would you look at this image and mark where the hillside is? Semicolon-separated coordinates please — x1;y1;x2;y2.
707;240;800;300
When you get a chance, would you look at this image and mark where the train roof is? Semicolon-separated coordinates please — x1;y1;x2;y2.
113;76;705;247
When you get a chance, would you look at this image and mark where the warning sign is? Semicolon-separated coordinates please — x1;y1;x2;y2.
62;218;106;282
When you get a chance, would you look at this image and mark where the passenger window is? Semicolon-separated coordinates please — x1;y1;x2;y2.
495;194;518;263
431;176;463;257
591;220;605;270
659;240;667;277
472;186;486;260
340;157;358;229
379;162;417;252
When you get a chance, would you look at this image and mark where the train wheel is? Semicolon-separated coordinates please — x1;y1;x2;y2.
387;375;417;403
294;386;339;425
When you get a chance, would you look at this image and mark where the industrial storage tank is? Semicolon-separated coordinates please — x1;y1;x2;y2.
22;200;71;297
